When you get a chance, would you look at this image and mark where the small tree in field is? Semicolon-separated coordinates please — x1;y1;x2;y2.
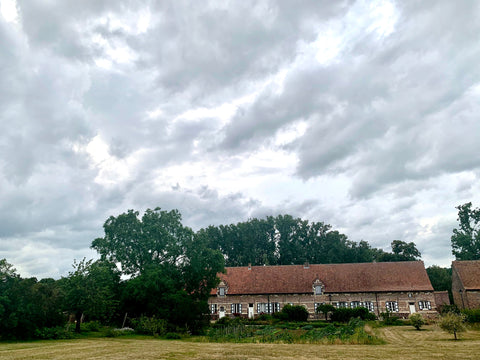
409;313;425;330
438;312;467;340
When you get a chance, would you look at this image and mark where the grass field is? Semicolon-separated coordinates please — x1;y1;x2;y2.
1;325;480;360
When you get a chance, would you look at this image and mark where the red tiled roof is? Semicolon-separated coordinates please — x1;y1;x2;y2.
212;261;433;295
452;260;480;290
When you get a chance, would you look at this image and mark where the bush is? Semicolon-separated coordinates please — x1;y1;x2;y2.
82;321;101;332
131;316;167;336
280;304;309;322
440;304;460;315
165;332;182;339
34;326;74;340
255;313;274;322
461;308;480;323
380;311;402;325
409;313;425;330
331;307;376;323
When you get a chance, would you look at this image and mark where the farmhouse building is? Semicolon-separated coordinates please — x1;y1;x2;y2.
452;260;480;309
209;261;437;319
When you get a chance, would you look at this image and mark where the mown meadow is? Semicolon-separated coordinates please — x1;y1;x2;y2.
1;325;480;360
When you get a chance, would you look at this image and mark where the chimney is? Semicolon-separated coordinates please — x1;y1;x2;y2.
304;262;310;269
248;263;251;270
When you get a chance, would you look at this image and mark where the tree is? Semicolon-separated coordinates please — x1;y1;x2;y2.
426;265;452;303
409;313;425;330
316;304;336;321
0;260;65;339
438;312;467;340
451;202;480;260
375;240;421;262
92;207;224;333
60;258;120;333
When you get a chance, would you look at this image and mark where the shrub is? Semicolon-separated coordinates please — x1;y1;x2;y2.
409;313;425;330
34;326;74;340
440;304;460;315
280;304;309;322
82;321;101;332
438;312;467;340
331;307;376;323
461;308;480;323
380;311;402;325
165;332;181;339
255;313;274;322
131;316;167;336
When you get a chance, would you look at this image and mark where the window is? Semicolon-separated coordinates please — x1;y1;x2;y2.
350;301;361;308
418;301;431;310
364;301;374;312
219;287;225;296
386;301;399;312
257;302;280;314
315;285;322;295
231;303;242;314
334;301;347;309
211;304;217;314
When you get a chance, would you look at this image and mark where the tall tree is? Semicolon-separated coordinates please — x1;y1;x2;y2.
451;202;480;260
92;207;224;333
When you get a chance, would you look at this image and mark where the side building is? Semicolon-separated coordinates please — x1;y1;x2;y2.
452;260;480;309
209;261;437;319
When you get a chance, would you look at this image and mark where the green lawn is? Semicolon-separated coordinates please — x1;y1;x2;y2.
1;326;480;360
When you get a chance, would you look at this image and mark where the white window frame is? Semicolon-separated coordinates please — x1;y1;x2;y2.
418;301;431;310
231;303;242;314
211;304;217;314
364;301;374;312
386;301;399;312
218;287;225;296
315;285;322;295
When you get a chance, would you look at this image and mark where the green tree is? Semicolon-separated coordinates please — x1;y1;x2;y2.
0;259;65;339
451;202;480;260
92;207;224;333
438;312;467;340
375;240;421;262
316;304;336;321
409;313;425;330
60;259;120;333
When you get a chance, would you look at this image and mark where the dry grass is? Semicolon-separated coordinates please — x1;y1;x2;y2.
1;326;480;360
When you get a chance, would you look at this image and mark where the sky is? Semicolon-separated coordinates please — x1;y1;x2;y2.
1;0;479;279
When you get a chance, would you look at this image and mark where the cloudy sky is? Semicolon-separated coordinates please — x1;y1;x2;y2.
1;0;479;278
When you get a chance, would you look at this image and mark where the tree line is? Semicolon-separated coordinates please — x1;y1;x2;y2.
1;202;479;339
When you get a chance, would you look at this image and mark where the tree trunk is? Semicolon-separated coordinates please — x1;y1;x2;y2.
75;311;82;333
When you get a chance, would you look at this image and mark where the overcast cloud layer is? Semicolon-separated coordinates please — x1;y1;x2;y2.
1;0;479;278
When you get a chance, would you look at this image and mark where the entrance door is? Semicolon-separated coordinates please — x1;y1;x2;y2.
248;304;254;319
219;306;226;319
409;302;416;314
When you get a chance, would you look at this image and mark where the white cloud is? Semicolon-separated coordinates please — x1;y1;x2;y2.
2;0;479;277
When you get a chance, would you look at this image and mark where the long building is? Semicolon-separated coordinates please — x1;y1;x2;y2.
209;261;437;319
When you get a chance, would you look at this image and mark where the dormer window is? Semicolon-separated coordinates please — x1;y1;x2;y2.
218;280;227;297
313;278;324;295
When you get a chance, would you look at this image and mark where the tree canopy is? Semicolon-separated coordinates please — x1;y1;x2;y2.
92;207;224;333
199;215;422;266
451;202;480;260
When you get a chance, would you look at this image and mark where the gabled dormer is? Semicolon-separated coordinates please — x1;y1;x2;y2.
217;280;228;297
313;278;324;295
